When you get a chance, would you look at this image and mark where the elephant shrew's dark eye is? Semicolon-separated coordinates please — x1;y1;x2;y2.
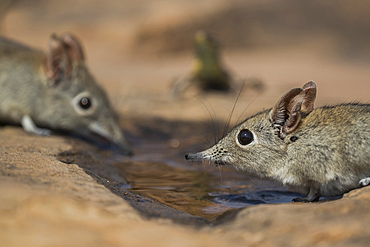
237;129;254;146
79;97;92;109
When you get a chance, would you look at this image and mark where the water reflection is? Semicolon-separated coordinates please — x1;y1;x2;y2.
114;159;303;220
113;119;305;220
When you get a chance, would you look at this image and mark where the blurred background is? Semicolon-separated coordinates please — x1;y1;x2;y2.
1;0;370;124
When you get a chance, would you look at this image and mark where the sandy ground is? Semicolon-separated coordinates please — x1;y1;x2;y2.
1;0;370;246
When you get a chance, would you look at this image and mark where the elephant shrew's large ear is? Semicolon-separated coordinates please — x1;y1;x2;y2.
45;33;73;86
301;81;316;116
269;87;306;139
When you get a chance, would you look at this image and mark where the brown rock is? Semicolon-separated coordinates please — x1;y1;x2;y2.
1;126;370;247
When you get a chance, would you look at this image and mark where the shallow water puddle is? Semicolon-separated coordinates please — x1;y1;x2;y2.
113;156;303;220
112;120;304;221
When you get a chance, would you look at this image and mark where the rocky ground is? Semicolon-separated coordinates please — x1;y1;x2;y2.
1;1;370;246
1;126;370;246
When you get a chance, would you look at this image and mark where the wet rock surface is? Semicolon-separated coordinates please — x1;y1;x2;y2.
1;125;370;247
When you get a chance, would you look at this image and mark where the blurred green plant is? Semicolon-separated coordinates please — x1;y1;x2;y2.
172;30;263;98
192;30;231;92
172;30;231;97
